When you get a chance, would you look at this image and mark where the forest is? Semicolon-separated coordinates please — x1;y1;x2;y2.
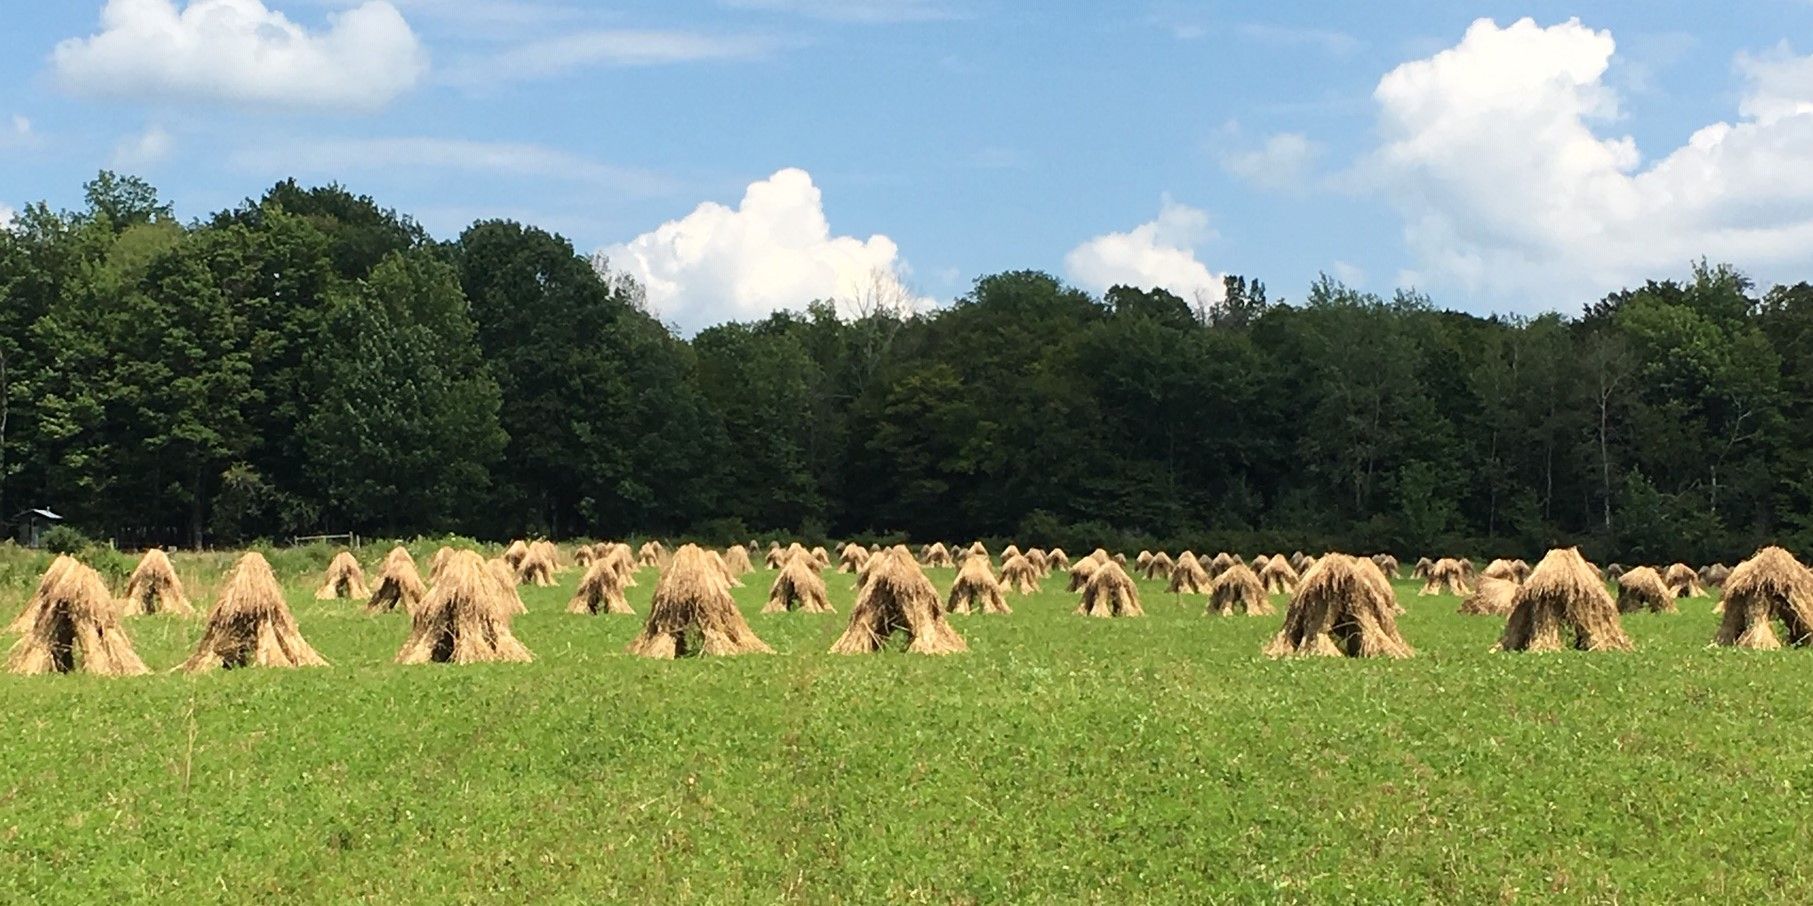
2;172;1808;564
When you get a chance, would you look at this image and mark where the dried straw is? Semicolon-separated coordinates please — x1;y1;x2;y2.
183;552;328;671
947;555;1010;615
366;546;427;615
1000;553;1041;594
830;549;967;655
396;550;534;664
7;557;150;676
119;548;194;616
628;545;772;658
764;556;834;614
1207;563;1272;616
568;557;634;615
1495;547;1632;653
1712;547;1813;649
1076;561;1143;618
314;551;368;600
1262;554;1410;658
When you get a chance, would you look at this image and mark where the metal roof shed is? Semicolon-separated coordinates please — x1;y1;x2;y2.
14;508;63;548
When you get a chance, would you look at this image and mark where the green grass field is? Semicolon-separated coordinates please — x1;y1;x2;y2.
4;564;1813;903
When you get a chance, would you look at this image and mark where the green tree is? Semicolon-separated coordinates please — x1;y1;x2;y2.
213;180;428;280
34;229;255;546
692;321;824;531
859;364;979;536
457;221;720;536
303;251;506;533
83;171;173;231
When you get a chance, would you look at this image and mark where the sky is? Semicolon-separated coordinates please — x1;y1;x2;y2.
3;1;1813;333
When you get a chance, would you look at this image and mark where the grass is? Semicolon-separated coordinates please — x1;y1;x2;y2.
5;555;1813;903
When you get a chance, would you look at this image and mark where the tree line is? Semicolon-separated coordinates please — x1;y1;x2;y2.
3;172;1807;564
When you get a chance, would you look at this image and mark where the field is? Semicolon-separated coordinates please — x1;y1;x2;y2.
5;550;1813;903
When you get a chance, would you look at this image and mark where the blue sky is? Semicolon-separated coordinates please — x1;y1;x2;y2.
3;1;1812;331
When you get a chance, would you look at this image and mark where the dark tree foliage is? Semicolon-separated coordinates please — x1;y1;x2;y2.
454;221;719;537
0;175;1805;563
210;180;429;280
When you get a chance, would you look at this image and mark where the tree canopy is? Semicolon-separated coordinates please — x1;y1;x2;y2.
1;173;1806;563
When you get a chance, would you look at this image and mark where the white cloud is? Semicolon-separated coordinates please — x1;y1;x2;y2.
1221;131;1321;191
602;168;931;332
1365;18;1813;304
720;0;959;23
1064;198;1226;303
1154;20;1356;52
1609;31;1697;96
112;125;174;168
1331;260;1367;287
1;115;35;149
229;136;673;194
315;0;582;30
0;206;15;230
1737;43;1813;122
462;29;781;83
52;0;426;112
1236;23;1361;56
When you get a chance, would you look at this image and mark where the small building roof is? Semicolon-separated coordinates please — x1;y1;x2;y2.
16;508;62;521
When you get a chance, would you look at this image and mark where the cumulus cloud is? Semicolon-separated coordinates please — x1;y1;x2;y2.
1221;131;1321;191
601;168;932;332
0;206;15;230
1365;18;1813;304
1064;198;1226;303
52;0;426;112
1738;43;1813;122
